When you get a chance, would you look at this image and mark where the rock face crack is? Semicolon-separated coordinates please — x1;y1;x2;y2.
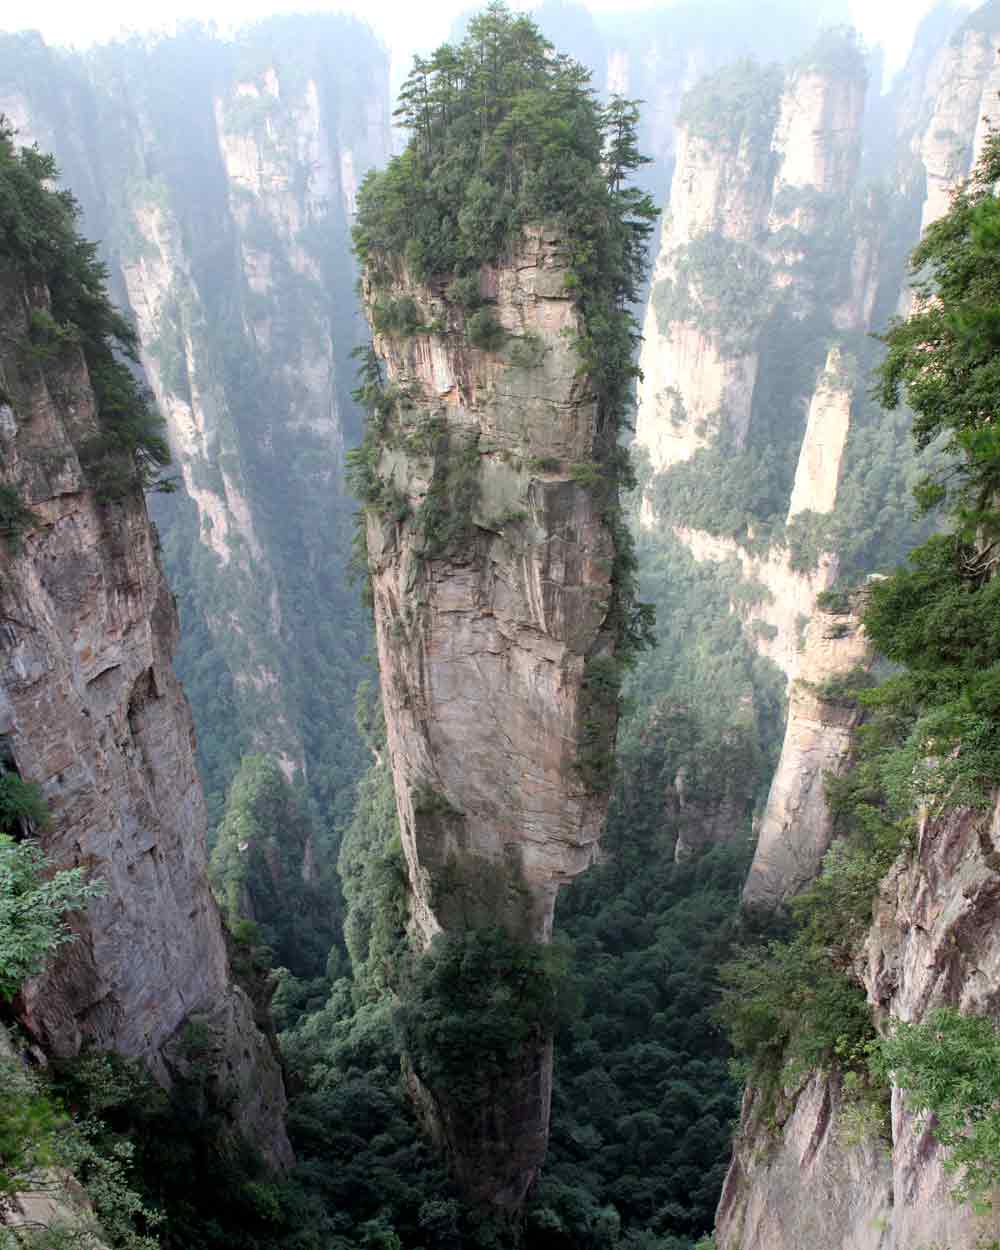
362;229;621;1211
0;264;291;1167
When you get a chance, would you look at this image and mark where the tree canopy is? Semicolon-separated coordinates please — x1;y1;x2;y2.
0;118;171;500
353;1;657;438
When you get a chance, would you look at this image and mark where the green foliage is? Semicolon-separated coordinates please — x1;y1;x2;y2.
873;1008;1000;1206
372;295;424;337
417;427;483;558
209;754;339;978
0;1052;61;1199
858;533;1000;809
337;690;408;997
397;927;574;1105
0;769;50;833
717;761;909;1085
540;831;750;1245
875;133;1000;536
504;332;545;369
792;26;868;80
352;6;657;717
816;588;852;614
0;1049;161;1250
655;232;775;352
0;120;172;500
675;59;782;153
785;509;834;573
47;1048;317;1250
8;18;382;834
716;927;874;1082
0;831;104;1001
576;655;625;793
465;309;506;351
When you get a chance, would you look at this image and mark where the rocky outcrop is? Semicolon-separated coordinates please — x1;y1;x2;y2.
635;91;776;474
635;44;875;685
861;796;1000;1250
673;528;838;683
361;228;620;1208
716;1070;893;1250
786;346;852;523
742;595;872;910
769;65;865;218
913;21;1000;234
719;786;1000;1250
636;50;867;480
0;264;290;1165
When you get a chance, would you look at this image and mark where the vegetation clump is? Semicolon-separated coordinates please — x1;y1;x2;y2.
396;927;574;1105
675;58;782;153
0;120;172;501
353;1;656;445
874;1008;1000;1206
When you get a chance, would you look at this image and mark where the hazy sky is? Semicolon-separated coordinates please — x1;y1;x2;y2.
0;0;980;87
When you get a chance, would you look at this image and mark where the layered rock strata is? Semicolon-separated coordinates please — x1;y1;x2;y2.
361;228;620;1208
0;265;291;1166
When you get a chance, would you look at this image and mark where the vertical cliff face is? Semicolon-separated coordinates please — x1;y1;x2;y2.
769;65;865;212
637;50;867;478
635;39;882;694
716;1068;893;1250
0;265;290;1165
718;789;1000;1250
913;22;1000;233
712;11;1000;1244
741;595;872;910
360;229;620;1208
860;795;1000;1250
636;70;779;474
365;234;616;950
0;21;391;816
786;348;853;523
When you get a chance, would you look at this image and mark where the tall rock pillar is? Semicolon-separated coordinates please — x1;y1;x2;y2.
358;228;621;1210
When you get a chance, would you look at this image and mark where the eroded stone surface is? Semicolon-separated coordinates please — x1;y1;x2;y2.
363;228;619;1207
742;598;872;910
717;1072;893;1250
0;265;290;1167
721;789;1000;1250
786;347;851;524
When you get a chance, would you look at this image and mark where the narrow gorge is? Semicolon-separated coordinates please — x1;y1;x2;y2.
4;3;1000;1250
0;123;289;1180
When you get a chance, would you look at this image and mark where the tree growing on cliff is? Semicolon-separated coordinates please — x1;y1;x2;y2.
0;767;104;1002
353;2;657;445
0;119;172;500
